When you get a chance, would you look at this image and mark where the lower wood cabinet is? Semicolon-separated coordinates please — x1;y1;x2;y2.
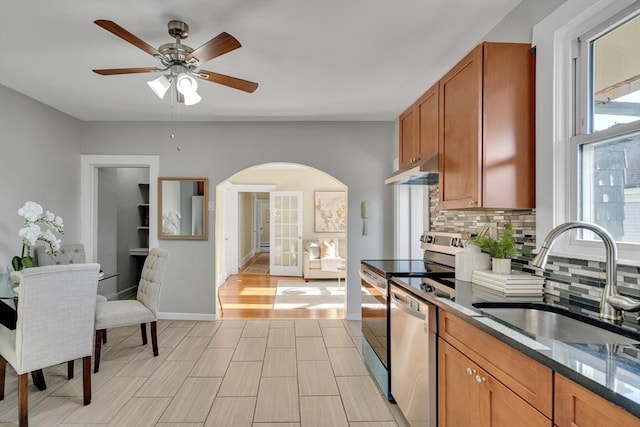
438;311;639;427
439;339;551;427
439;311;553;418
555;374;639;427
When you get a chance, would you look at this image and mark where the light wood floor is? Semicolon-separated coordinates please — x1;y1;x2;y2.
0;319;409;426
220;253;345;320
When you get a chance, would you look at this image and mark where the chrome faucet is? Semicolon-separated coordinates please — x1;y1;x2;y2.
532;221;640;322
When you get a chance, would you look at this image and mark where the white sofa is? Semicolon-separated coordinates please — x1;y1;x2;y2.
303;238;346;281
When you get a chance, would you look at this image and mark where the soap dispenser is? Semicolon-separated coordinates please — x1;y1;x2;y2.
455;240;490;281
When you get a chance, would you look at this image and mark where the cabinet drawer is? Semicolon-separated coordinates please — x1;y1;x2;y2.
555;374;638;427
439;311;553;418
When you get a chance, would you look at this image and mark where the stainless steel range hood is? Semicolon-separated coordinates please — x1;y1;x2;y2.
384;154;439;185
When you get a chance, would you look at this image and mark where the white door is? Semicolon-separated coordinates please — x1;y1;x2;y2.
256;198;270;252
270;191;303;276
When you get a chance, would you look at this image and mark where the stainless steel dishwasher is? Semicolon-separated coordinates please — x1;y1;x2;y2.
390;282;437;427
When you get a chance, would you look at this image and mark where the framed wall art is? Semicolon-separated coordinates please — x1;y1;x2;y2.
314;191;346;232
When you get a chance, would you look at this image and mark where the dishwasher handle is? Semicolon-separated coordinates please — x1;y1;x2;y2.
390;291;426;321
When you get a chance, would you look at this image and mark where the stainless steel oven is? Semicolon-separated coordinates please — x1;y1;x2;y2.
359;265;391;399
359;231;464;401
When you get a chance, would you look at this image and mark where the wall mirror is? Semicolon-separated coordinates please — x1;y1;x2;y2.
158;177;208;240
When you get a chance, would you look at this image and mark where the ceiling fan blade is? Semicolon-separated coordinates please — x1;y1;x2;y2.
198;70;258;93
95;20;166;60
185;32;241;63
93;67;162;75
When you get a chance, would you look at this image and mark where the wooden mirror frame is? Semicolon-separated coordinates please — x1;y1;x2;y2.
158;177;208;240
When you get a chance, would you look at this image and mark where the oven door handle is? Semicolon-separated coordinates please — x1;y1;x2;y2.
390;291;426;321
359;268;387;295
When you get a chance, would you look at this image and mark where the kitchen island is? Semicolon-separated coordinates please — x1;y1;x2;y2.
389;276;640;425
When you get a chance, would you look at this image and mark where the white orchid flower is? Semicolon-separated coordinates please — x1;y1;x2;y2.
15;201;65;261
18;201;43;223
19;224;41;246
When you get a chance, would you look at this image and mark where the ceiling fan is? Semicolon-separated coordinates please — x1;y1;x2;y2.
92;19;258;105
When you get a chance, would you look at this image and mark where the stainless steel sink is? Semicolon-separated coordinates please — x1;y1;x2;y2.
472;302;640;345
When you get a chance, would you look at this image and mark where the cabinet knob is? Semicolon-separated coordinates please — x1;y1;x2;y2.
468;200;476;206
466;368;476;376
475;375;486;384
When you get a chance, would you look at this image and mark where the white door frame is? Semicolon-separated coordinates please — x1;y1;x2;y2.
80;155;159;262
217;183;276;285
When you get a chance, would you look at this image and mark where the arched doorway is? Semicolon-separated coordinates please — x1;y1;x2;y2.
214;162;348;319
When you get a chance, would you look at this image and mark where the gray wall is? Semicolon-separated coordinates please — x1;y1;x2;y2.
0;83;394;319
0;85;82;268
80;121;395;319
116;168;150;297
97;168;118;298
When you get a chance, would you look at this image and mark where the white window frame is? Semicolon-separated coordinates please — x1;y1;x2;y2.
533;0;640;267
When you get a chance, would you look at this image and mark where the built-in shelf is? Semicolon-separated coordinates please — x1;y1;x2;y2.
129;248;149;256
132;182;150;259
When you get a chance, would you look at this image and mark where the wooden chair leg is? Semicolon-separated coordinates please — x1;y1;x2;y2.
18;373;28;427
0;355;6;400
67;361;74;379
82;356;91;405
140;323;148;345
150;321;159;357
30;370;46;391
94;330;104;373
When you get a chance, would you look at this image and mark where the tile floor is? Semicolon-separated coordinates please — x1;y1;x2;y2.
0;319;410;426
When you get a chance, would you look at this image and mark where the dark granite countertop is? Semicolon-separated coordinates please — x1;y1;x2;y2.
389;276;640;419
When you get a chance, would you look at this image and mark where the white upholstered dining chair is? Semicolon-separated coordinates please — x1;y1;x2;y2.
0;263;100;427
35;244;108;303
93;248;169;373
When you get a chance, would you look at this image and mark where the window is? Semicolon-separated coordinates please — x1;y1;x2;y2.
533;0;640;266
573;3;640;250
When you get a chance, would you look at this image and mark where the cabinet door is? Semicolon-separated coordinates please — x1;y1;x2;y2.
416;83;438;163
439;44;482;210
399;104;417;169
439;339;480;427
555;375;639;427
480;371;552;427
482;42;535;209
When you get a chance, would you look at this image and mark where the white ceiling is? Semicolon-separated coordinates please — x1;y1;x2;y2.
0;0;522;122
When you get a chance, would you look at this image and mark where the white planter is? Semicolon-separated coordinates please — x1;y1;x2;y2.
492;258;512;275
10;270;22;284
455;243;491;281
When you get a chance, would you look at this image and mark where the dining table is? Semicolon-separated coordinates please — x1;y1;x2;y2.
0;270;118;391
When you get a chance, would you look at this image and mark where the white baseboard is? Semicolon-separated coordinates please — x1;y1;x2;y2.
158;312;216;321
239;250;255;268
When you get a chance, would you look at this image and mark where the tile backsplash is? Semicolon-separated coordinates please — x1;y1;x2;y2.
428;185;640;325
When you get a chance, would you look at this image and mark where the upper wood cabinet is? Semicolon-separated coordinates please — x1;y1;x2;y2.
399;83;439;169
438;42;535;210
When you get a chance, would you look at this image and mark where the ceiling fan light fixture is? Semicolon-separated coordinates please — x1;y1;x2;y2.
183;91;202;106
176;72;198;95
147;75;171;99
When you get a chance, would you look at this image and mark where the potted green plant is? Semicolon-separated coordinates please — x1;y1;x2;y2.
470;223;517;274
